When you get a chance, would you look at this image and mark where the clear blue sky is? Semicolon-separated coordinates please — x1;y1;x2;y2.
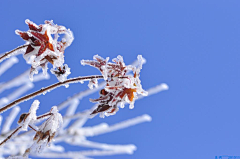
1;1;240;159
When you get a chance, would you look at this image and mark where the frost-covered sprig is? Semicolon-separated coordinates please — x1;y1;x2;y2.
0;100;63;158
10;19;73;81
81;55;148;117
24;106;63;156
0;100;41;147
17;100;39;131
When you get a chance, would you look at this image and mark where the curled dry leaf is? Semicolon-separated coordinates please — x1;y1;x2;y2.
15;19;74;81
82;55;148;117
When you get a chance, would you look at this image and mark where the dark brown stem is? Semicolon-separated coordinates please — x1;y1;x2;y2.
37;113;52;120
0;44;28;63
28;125;37;132
0;75;104;114
0;126;22;146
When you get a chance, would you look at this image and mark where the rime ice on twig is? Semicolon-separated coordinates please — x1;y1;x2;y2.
63;84;168;120
56;57;147;111
0;83;33;108
0;57;18;77
15;19;74;81
0;100;63;158
62;99;79;128
0;68;49;94
1;106;20;134
138;83;169;100
0;44;27;63
7;156;30;159
17;100;39;131
81;55;148;117
25;106;63;155
69;114;151;137
0;75;103;114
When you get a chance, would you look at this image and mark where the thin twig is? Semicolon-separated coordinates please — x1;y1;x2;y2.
0;75;104;114
0;44;28;63
37;113;52;120
0;126;22;146
28;125;37;132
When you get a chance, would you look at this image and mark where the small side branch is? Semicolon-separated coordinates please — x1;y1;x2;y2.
0;75;104;114
0;44;28;63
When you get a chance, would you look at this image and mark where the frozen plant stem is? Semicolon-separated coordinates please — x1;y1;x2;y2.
0;75;104;114
0;44;28;63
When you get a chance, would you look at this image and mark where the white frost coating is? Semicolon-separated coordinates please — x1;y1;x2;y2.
33;149;136;158
28;106;63;153
32;72;50;82
50;64;71;82
32;152;88;159
0;69;29;94
0;67;49;94
15;19;74;80
0;97;9;107
1;106;20;134
0;83;34;108
0;52;167;159
57;58;146;111
67;139;136;153
68;118;88;130
82;55;148;117
72;114;152;137
138;83;169;100
63;83;167;121
0;57;19;77
61;29;74;48
62;100;79;128
0;115;2;128
7;155;30;159
0;83;33;107
88;78;98;89
8;83;34;102
58;82;105;111
0;45;26;63
18;100;39;131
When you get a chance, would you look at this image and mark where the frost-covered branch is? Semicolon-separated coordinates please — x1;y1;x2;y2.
0;75;104;114
0;44;28;63
0;19;168;159
0;57;19;77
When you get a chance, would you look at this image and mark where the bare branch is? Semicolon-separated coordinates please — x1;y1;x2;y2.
0;44;28;63
0;126;22;146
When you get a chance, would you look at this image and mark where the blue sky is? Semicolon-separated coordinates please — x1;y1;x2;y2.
1;0;240;159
